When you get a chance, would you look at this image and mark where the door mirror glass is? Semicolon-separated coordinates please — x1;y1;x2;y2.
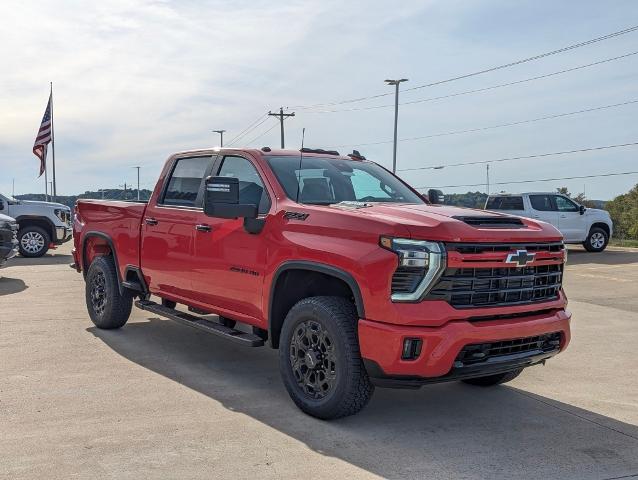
204;176;258;219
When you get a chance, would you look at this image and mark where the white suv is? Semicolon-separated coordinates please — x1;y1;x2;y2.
485;192;613;252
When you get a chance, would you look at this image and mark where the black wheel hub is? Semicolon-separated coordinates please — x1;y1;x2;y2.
290;320;337;399
90;271;107;316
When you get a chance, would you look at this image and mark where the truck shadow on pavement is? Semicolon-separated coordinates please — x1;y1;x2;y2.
5;253;73;267
0;277;27;296
89;318;638;480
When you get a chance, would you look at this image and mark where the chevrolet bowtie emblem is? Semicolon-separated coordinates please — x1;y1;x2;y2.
506;249;535;267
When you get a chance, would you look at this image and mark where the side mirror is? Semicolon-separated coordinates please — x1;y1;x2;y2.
204;176;258;219
428;189;444;205
579;205;586;215
0;199;4;210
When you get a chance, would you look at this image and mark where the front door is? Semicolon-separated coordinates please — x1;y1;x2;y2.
191;154;272;323
141;155;213;301
528;194;559;230
554;195;584;242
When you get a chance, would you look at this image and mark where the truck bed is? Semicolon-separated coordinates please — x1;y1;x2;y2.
73;199;147;279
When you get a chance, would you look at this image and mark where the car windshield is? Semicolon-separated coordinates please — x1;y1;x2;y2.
266;156;425;205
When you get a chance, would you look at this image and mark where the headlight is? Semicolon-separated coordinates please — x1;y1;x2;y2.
380;237;446;302
54;208;70;223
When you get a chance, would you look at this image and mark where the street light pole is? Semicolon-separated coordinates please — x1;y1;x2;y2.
212;129;226;147
133;166;141;200
385;78;408;173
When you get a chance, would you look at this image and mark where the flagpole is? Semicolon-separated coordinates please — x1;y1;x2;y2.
50;81;57;201
44;159;49;201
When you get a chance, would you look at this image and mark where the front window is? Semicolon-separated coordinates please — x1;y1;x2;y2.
554;195;579;212
266;156;424;205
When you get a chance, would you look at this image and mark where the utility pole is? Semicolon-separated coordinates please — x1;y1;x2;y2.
12;178;15;197
268;108;295;148
385;78;408;173
133;166;141;200
486;164;490;195
212;129;226;147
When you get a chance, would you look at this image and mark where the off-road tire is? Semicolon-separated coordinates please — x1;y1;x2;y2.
86;255;133;329
583;227;608;252
279;296;374;420
18;226;50;258
462;368;524;386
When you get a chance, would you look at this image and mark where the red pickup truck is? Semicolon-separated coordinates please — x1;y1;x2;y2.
73;147;570;419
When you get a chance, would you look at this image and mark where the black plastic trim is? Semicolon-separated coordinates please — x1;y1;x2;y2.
81;231;124;293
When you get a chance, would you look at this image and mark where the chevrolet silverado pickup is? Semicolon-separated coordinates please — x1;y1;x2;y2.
73;147;571;419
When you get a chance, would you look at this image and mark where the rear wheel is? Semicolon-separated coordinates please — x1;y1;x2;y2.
462;368;523;386
583;227;608;252
86;256;132;329
18;226;50;258
279;296;374;420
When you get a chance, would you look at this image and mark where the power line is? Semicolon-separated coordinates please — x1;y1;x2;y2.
330;99;638;148
292;25;638;110
417;170;638;190
226;113;269;146
244;118;286;146
303;51;638;114
399;141;638;172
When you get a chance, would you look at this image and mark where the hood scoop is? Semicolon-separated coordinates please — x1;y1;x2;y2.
453;215;525;229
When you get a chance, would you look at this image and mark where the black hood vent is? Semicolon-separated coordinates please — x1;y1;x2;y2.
453;216;525;228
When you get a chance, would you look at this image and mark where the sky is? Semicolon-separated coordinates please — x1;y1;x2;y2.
1;0;637;200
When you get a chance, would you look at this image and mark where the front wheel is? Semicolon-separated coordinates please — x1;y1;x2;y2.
86;256;132;329
18;226;50;258
583;227;609;252
462;368;523;386
279;296;374;420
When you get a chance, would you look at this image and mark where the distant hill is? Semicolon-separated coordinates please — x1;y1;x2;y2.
16;189;153;210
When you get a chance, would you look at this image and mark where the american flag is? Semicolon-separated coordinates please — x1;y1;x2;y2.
33;93;52;177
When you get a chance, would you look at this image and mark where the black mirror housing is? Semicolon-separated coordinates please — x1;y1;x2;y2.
579;205;586;215
428;189;444;204
204;176;258;219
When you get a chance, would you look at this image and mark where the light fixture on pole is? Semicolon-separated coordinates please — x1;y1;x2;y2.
212;129;226;147
385;78;408;173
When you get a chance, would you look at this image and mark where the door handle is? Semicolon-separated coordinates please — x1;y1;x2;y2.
195;224;212;232
145;217;158;226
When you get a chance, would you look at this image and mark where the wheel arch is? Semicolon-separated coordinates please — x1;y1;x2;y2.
590;222;611;237
268;261;365;349
81;232;123;290
14;215;56;241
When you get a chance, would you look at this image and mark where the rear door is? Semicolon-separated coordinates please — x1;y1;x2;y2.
528;194;560;229
485;195;526;216
190;153;273;322
554;195;585;242
141;155;214;301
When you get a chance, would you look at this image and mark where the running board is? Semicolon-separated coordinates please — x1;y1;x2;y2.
135;300;264;347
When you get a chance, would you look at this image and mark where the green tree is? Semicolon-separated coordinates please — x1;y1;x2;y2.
605;183;638;240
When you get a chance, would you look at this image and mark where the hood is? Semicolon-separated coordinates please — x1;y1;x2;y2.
326;202;563;243
585;207;610;217
21;200;69;210
0;213;15;223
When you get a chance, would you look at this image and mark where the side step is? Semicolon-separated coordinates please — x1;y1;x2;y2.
135;300;264;347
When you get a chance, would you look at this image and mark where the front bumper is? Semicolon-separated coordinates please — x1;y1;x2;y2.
358;308;570;386
54;225;72;244
0;224;19;266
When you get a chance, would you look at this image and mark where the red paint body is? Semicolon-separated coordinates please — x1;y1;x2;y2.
73;148;570;380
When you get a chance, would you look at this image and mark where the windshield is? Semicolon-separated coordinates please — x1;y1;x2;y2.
266;156;425;205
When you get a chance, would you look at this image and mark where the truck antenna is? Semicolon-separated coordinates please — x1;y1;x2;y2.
295;128;305;203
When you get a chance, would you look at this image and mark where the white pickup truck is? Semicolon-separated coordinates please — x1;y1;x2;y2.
485;192;613;252
0;192;72;257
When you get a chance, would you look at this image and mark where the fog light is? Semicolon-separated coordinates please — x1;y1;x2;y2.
401;338;423;360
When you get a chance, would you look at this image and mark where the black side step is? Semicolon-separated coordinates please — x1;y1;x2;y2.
135;300;264;347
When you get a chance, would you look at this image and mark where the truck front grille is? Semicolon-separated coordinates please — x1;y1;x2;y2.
425;242;565;308
456;332;561;365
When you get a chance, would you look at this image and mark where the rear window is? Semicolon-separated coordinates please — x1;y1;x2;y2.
162;156;211;207
486;196;524;210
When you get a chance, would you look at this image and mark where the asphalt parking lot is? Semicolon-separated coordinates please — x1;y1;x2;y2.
1;243;637;480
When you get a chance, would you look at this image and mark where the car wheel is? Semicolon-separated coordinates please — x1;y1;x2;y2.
279;296;374;420
18;226;50;258
462;368;523;387
583;227;608;252
86;255;133;329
